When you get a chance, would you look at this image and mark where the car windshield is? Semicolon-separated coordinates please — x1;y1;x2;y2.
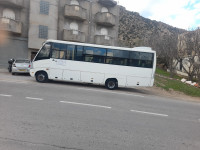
15;60;30;63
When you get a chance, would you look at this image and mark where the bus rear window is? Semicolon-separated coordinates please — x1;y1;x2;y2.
15;60;30;63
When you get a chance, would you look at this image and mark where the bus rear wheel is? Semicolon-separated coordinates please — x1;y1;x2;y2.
105;79;118;90
36;71;48;83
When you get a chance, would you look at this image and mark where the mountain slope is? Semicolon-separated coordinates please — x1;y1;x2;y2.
118;6;186;48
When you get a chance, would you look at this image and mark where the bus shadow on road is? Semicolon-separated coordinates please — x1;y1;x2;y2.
118;87;154;95
12;73;30;76
48;80;153;96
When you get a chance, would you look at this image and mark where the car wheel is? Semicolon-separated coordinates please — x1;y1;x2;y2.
35;72;48;83
105;79;118;90
12;72;15;75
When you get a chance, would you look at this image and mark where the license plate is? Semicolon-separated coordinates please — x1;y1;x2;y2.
19;69;26;71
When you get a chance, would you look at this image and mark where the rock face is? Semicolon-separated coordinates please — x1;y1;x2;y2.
118;6;186;48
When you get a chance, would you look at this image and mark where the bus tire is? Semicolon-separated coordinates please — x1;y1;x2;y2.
35;71;48;83
105;79;118;90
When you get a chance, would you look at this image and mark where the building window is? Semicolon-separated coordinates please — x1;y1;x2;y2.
70;22;79;35
70;0;79;5
100;28;109;40
3;8;15;20
70;22;78;30
40;0;50;15
101;7;108;13
39;25;48;39
100;28;108;35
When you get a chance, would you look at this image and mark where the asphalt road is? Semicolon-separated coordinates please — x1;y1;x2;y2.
0;71;200;150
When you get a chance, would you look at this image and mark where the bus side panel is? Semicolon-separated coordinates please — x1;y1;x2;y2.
49;69;63;80
49;59;66;80
63;70;81;81
150;78;154;86
81;72;105;84
126;76;152;87
30;59;51;77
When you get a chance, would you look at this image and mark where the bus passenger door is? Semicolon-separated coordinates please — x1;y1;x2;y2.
49;58;65;80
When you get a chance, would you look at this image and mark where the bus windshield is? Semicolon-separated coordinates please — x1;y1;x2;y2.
34;43;51;61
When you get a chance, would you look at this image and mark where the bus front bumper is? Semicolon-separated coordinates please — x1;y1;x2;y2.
29;69;35;77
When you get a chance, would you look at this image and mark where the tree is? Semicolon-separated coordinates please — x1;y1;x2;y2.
160;34;179;77
177;28;200;81
147;33;179;77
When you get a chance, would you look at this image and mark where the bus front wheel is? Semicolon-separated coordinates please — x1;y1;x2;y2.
105;79;118;90
36;71;48;83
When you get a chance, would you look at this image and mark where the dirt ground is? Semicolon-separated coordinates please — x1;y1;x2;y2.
143;86;200;102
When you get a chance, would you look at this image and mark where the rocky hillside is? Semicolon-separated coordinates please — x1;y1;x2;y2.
118;6;186;48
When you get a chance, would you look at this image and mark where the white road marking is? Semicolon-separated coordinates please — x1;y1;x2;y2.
26;97;44;101
0;94;12;97
130;109;169;117
60;101;112;109
77;88;145;98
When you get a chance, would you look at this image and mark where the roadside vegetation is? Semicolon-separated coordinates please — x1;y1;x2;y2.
156;68;182;80
155;68;200;97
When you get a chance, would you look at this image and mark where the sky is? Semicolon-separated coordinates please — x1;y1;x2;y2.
117;0;200;30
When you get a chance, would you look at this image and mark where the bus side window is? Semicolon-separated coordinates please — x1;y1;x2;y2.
84;47;106;63
129;51;140;67
66;45;75;60
52;50;65;59
52;50;60;59
140;60;146;67
112;57;127;66
106;50;113;64
84;47;94;62
106;58;113;64
92;48;106;63
142;60;153;68
85;55;93;62
107;49;129;66
129;59;140;67
76;46;84;61
140;52;154;68
51;43;66;59
60;51;65;59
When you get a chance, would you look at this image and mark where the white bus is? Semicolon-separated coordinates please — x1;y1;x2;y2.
30;40;156;90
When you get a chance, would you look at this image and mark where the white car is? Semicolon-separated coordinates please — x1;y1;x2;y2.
12;59;31;75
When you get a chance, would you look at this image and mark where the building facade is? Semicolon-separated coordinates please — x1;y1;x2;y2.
0;0;30;68
0;0;119;68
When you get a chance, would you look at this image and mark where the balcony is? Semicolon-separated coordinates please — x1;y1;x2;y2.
63;29;86;42
94;35;114;46
98;0;117;7
0;18;22;34
64;5;87;21
95;12;116;27
0;0;24;9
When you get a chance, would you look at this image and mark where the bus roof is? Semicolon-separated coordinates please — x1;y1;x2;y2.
45;39;156;53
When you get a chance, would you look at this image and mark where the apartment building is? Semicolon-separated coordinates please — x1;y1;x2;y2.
0;0;30;67
0;0;119;68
